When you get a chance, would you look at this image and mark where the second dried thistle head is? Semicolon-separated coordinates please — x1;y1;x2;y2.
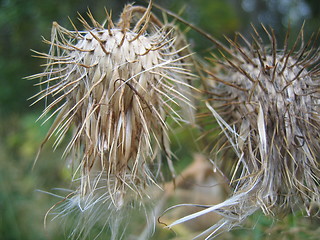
207;25;319;214
168;24;319;239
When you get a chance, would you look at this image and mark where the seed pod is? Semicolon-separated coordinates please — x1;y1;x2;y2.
29;2;195;238
168;25;319;238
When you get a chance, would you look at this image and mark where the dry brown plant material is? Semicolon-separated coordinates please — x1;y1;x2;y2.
167;25;320;239
28;1;195;238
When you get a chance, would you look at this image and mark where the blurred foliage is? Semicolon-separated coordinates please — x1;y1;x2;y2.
0;113;66;239
0;0;319;239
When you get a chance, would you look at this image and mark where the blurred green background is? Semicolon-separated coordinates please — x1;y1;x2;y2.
0;0;319;239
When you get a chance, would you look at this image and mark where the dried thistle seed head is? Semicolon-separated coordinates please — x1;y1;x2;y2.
168;25;319;238
209;24;320;212
28;2;195;239
210;24;319;231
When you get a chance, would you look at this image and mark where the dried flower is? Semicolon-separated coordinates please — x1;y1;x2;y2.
29;2;195;238
168;24;320;239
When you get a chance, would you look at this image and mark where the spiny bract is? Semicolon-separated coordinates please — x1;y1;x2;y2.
28;2;195;239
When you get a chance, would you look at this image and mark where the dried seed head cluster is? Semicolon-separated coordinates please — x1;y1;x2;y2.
168;25;320;238
29;1;320;238
29;2;194;238
210;24;319;213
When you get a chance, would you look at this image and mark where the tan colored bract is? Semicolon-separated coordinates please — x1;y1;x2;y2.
29;2;195;238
